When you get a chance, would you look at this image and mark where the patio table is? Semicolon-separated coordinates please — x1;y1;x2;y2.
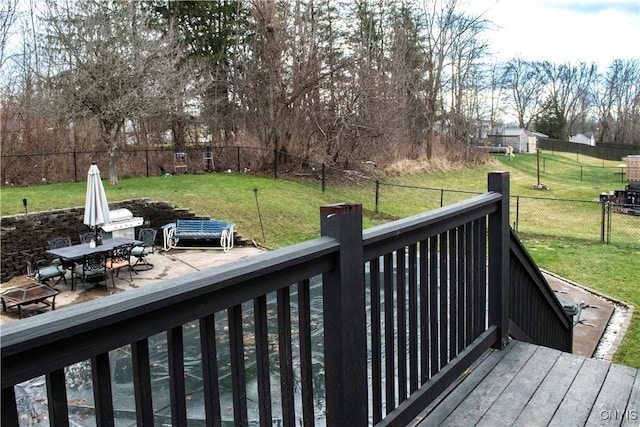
47;237;143;289
46;237;142;261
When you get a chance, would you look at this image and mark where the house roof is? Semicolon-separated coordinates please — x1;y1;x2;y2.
529;131;549;138
570;133;589;141
487;128;548;138
487;128;525;137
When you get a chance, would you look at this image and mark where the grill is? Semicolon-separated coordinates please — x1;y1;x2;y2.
100;208;143;239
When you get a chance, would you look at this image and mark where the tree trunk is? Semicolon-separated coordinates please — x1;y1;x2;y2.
100;120;121;186
108;142;119;186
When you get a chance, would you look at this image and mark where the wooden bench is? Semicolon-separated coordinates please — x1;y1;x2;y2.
162;219;235;252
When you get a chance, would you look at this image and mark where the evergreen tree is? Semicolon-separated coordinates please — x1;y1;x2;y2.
535;97;566;139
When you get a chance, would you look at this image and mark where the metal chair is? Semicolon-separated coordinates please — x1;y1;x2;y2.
72;252;107;291
23;252;67;286
104;244;134;288
47;236;75;270
79;232;97;244
131;228;157;271
48;236;72;250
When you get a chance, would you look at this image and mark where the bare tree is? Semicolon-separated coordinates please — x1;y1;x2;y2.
446;10;488;142
389;3;426;156
40;0;188;185
500;58;546;129
539;61;597;139
484;60;506;130
593;59;640;144
0;0;18;69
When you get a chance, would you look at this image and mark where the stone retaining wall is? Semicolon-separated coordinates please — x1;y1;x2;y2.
0;199;208;282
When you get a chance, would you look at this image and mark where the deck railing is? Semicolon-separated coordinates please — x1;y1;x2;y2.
1;171;572;426
508;228;573;352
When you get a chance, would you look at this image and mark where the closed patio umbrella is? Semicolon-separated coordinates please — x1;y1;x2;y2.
84;162;110;241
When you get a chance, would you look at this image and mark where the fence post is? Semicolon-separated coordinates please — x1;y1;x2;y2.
73;150;78;182
320;203;368;426
607;202;612;244
488;171;510;350
321;163;326;193
515;196;520;232
601;201;606;243
237;146;241;172
273;149;278;179
375;180;380;213
145;149;149;177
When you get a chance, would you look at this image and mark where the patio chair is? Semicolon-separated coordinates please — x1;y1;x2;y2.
131;228;157;271
48;236;72;251
23;252;67;286
47;236;75;271
79;232;97;244
72;252;107;291
104;243;134;288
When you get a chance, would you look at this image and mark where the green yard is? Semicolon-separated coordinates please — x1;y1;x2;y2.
1;152;638;367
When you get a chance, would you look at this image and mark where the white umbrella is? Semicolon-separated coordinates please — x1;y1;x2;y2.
84;162;111;240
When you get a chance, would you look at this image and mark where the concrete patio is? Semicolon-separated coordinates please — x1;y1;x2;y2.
0;245;263;325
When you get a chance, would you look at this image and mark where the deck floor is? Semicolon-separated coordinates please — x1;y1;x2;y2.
414;340;640;426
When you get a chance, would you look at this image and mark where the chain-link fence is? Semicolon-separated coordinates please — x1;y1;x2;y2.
2;146;639;248
0;146;279;185
536;154;635;185
512;196;640;247
374;184;640;249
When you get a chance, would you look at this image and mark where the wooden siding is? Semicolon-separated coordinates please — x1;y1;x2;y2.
414;340;640;426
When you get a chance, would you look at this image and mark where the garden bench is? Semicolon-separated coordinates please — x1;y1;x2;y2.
162;219;235;252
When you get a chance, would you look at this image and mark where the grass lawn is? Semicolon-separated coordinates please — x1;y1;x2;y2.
1;152;638;367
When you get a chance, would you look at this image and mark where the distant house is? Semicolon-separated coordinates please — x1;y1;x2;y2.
569;133;595;146
486;128;548;153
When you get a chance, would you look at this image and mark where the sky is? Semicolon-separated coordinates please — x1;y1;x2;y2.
464;0;640;69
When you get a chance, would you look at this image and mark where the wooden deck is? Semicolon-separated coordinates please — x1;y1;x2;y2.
413;340;640;426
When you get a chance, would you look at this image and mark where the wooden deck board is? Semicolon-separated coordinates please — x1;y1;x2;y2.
512;350;584;426
476;346;561;426
412;348;510;425
440;341;537;425
548;357;610;426
416;340;640;427
622;373;640;427
586;364;638;426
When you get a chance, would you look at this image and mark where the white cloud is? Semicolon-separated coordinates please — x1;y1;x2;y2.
463;0;640;67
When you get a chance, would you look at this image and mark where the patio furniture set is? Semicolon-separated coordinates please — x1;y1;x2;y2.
1;228;157;319
2;216;235;319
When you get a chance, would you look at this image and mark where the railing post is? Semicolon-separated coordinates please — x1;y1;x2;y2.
488;171;510;349
320;203;368;426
